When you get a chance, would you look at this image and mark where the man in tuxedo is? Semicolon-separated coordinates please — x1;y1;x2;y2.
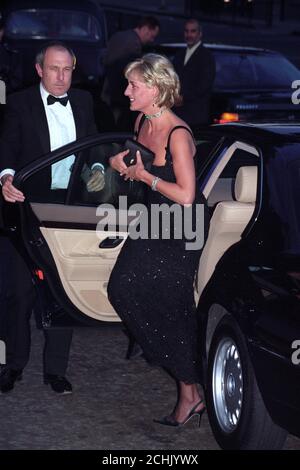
0;42;102;394
173;18;216;128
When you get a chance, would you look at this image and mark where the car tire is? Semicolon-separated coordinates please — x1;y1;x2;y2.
206;315;287;450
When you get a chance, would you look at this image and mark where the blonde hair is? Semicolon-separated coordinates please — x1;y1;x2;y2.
124;53;182;108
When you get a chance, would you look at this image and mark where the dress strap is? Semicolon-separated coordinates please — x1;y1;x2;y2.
134;114;147;139
165;126;195;161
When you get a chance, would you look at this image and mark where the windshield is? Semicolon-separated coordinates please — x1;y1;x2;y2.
6;9;102;41
214;51;300;90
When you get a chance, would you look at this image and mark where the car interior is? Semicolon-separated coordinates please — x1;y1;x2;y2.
195;141;260;299
196;164;258;298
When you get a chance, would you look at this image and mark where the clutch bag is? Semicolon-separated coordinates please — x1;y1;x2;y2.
123;139;154;170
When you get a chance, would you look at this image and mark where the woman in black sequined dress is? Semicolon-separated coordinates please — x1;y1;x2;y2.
107;54;209;426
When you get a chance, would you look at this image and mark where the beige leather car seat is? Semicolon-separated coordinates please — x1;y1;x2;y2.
197;166;258;297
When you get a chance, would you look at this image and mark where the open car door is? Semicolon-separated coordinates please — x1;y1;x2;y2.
10;132;146;327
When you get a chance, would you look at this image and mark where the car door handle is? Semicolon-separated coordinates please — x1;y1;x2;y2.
99;236;124;249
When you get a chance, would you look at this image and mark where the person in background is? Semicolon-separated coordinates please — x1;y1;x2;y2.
0;17;22;94
102;16;160;130
173;18;215;129
0;42;102;394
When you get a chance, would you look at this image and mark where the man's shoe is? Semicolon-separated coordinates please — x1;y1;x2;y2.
44;374;73;394
0;367;23;393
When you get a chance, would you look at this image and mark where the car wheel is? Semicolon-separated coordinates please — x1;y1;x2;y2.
206;316;287;450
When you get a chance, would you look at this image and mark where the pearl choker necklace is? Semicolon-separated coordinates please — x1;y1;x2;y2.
144;108;165;119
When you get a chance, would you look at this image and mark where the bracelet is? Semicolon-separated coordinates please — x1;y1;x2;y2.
151;176;161;191
92;163;105;175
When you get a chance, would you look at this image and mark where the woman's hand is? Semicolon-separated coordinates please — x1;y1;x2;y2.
123;151;146;181
109;150;129;173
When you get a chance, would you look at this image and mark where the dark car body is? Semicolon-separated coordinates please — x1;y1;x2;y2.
145;43;300;124
1;0;107;89
5;122;300;449
193;123;300;448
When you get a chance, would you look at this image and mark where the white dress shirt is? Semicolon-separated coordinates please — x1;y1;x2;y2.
184;40;202;66
40;83;76;189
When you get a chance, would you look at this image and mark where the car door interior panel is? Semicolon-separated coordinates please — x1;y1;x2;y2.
39;227;127;322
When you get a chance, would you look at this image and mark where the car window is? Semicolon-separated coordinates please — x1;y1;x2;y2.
203;143;260;207
214;51;300;90
6;9;102;41
266;143;300;255
21;140;147;207
195;134;223;177
219;148;259;178
214;52;255;89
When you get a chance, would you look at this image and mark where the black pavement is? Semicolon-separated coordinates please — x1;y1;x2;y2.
0;323;299;450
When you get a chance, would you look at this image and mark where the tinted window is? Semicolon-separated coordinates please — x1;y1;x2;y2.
220;148;259;178
214;51;300;90
266;143;300;254
195;134;223;177
206;146;259;207
6;9;102;41
22;140;147;207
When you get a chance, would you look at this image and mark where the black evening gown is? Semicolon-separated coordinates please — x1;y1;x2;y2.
107;126;209;383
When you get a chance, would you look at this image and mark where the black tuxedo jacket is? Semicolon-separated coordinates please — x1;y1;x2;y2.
0;85;97;172
173;44;216;126
0;85;98;226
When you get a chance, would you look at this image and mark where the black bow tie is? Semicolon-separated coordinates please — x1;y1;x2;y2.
47;94;69;106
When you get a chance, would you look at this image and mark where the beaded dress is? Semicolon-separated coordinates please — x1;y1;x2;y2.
107;124;209;383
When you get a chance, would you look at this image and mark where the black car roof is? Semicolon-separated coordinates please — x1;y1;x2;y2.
2;0;103;17
211;122;300;143
248;122;300;135
159;42;279;56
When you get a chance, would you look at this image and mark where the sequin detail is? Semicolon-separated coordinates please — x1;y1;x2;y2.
107;133;209;383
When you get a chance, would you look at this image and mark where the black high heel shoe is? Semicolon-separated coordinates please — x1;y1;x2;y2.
153;399;206;427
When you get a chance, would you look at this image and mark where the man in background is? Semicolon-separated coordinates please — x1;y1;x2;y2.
0;17;22;94
173;18;215;128
102;16;160;130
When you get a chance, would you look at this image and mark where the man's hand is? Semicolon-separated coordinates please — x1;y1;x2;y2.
1;175;25;203
86;169;105;192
